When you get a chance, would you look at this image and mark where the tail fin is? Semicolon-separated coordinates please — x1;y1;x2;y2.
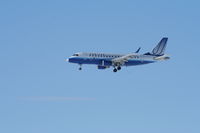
151;37;168;56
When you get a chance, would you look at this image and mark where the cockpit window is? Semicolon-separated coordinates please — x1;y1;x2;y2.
73;54;79;56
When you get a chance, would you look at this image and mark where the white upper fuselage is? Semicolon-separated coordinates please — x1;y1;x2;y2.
68;52;159;68
70;52;155;60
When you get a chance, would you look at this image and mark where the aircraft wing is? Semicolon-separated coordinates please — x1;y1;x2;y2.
112;53;137;66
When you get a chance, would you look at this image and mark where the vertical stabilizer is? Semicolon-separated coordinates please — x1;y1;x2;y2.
152;37;168;56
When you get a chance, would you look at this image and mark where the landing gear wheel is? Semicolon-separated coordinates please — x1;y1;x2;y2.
117;66;121;70
113;68;117;72
78;64;82;70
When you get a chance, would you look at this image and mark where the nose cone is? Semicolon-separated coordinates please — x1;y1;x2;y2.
65;57;73;62
67;57;74;63
67;56;81;64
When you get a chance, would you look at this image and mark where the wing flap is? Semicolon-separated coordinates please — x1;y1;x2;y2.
112;53;137;65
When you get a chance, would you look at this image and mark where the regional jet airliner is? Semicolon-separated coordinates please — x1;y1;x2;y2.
67;37;170;72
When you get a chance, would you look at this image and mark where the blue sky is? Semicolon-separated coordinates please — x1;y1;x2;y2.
0;0;200;133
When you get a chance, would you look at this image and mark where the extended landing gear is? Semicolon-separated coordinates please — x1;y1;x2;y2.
78;64;82;70
113;68;117;72
113;66;121;72
117;66;121;70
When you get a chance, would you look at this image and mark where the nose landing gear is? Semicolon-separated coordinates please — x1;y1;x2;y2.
78;64;82;70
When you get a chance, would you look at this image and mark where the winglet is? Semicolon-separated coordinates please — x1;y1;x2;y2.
135;47;141;53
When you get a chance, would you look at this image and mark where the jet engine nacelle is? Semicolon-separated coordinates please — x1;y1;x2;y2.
97;66;107;69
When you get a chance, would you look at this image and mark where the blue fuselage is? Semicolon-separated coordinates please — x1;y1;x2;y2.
68;57;155;66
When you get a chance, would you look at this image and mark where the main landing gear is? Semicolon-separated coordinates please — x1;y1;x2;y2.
113;68;117;72
113;66;122;72
117;66;121;70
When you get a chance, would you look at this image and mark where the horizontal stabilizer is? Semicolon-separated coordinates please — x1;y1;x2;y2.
154;55;170;60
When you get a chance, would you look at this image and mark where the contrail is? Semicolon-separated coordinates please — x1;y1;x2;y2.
18;96;96;101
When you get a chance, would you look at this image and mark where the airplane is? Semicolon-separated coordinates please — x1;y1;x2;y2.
67;37;170;72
